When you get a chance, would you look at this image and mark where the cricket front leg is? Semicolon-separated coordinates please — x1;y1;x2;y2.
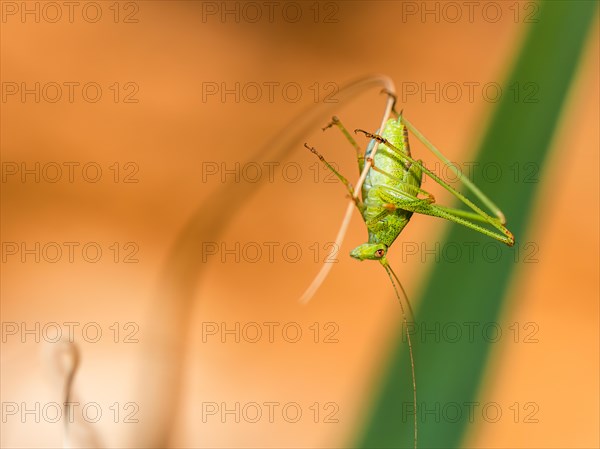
304;143;363;211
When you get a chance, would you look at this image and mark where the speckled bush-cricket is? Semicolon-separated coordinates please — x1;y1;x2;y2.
299;91;514;449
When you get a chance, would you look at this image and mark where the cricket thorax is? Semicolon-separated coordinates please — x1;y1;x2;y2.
366;211;412;247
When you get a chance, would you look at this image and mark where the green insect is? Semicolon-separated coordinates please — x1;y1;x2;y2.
300;92;514;449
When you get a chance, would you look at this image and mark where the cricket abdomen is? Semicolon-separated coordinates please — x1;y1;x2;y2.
361;117;422;247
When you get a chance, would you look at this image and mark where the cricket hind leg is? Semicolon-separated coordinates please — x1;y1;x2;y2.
355;129;514;245
370;184;514;245
401;116;509;225
357;99;509;226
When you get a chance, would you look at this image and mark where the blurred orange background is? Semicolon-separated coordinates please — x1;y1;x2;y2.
1;1;598;448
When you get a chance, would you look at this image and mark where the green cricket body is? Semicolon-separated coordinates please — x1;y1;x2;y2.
303;106;516;449
304;108;515;449
350;118;423;262
304;109;514;272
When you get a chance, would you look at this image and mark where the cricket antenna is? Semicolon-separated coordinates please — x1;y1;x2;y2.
382;260;418;449
298;83;397;305
385;261;415;321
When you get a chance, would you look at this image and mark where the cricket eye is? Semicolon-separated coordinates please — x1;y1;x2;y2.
375;249;385;258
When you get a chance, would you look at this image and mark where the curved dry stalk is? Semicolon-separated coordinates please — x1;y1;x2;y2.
299;79;397;304
140;75;400;447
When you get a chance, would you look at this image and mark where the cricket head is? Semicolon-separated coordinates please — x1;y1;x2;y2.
350;243;388;262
